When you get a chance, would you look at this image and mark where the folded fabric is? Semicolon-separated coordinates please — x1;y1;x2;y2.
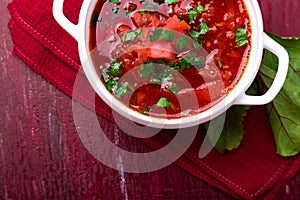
8;0;300;199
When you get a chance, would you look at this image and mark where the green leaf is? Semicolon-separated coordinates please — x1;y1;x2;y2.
189;30;201;41
112;8;119;14
188;4;205;24
204;83;257;153
177;36;189;50
196;4;205;13
106;79;118;92
165;0;177;4
193;42;201;50
157;97;171;108
108;0;120;4
169;86;180;94
235;27;248;47
188;10;198;23
184;54;204;70
139;62;154;78
200;22;209;35
205;106;250;153
150;28;175;42
258;33;300;156
121;29;143;42
108;59;123;76
114;83;129;98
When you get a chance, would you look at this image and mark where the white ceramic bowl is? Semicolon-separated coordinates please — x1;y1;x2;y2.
53;0;289;129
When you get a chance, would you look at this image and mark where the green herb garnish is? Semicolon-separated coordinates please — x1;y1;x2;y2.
141;107;148;115
235;27;248;47
121;29;143;42
112;8;119;14
150;74;161;83
188;3;205;24
189;30;201;41
169;86;180;94
200;22;209;34
159;69;172;82
179;58;190;69
108;59;123;76
106;79;118;91
184;54;204;70
196;4;205;13
139;62;154;78
141;106;154;115
188;10;198;23
165;0;177;4
114;83;129;98
156;97;171;108
177;36;189;50
193;42;202;50
150;28;175;42
108;0;120;4
218;59;223;68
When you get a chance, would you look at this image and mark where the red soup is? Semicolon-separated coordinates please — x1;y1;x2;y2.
89;0;251;119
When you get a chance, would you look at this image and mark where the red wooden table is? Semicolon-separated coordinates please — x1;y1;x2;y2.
1;0;300;199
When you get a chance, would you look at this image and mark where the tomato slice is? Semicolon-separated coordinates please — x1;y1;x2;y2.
163;15;182;31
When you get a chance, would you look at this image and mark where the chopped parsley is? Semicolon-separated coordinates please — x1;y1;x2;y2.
112;8;119;14
169;86;180;94
150;28;175;42
150;74;161;83
159;69;172;83
165;0;177;4
108;0;120;5
218;59;223;68
196;4;205;13
188;3;205;24
114;83;129;98
141;106;154;115
177;36;189;50
200;22;209;34
189;22;209;41
101;59;124;94
235;27;248;47
188;10;198;23
183;54;204;70
106;79;118;92
193;42;202;50
125;10;132;17
108;59;123;76
189;30;201;41
121;29;143;42
139;62;154;78
156;97;171;108
179;58;190;69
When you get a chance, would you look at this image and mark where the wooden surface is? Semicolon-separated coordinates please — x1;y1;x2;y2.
1;0;300;199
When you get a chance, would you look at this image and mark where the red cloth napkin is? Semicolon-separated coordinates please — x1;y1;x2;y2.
7;0;300;199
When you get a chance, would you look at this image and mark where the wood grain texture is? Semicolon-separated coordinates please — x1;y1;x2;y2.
1;0;300;199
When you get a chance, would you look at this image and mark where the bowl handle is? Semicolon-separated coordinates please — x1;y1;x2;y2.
53;0;79;40
234;33;289;105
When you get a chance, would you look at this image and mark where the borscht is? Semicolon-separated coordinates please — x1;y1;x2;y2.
89;0;251;119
